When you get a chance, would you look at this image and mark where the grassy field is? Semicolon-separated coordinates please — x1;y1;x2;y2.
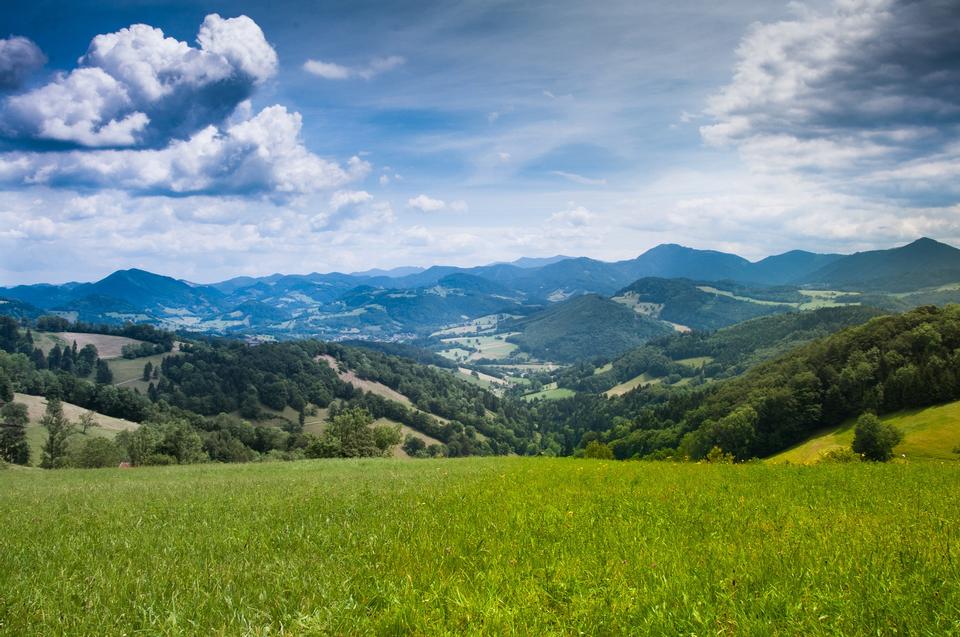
107;352;169;392
15;393;139;466
439;334;519;362
0;458;958;634
522;382;576;402
770;400;960;464
605;372;662;397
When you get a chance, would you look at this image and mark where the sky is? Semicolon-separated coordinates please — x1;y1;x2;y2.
0;0;958;284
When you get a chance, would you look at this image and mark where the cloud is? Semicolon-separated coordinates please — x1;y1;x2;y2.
702;0;960;197
303;55;404;80
329;190;373;211
406;194;467;213
551;170;607;186
0;36;46;90
0;105;370;196
1;14;278;148
549;204;594;227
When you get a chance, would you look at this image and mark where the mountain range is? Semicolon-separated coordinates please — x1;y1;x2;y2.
2;238;959;341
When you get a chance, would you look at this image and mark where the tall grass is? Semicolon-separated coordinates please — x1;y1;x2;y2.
1;458;958;635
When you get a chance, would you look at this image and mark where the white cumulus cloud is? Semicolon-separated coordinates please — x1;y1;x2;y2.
303;55;404;80
1;14;278;148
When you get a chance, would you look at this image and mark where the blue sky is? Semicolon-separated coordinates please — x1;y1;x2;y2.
0;0;958;284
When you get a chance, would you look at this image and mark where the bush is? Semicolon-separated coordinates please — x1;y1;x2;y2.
584;440;614;459
852;413;903;462
705;446;735;464
68;437;124;468
143;453;176;466
818;447;861;464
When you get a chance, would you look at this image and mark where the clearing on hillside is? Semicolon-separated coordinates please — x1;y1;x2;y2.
14;392;138;465
605;373;662;397
769;400;960;463
34;332;147;359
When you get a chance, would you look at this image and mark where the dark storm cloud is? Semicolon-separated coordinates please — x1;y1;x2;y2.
703;0;960;175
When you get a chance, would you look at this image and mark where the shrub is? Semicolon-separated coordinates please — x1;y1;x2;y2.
818;447;861;464
705;446;735;464
852;413;903;462
584;440;614;460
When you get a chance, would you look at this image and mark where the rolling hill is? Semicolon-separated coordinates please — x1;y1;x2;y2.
612;277;795;331
768;400;960;463
504;294;674;362
802;238;960;291
4;238;960;340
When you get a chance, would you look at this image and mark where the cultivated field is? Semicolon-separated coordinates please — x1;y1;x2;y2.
0;459;958;634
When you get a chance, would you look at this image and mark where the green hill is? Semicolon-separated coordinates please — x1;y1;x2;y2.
505;294;674;362
612;277;795;331
769;400;960;463
803;237;960;291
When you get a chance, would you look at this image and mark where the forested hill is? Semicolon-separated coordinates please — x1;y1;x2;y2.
557;305;886;393
647;305;960;460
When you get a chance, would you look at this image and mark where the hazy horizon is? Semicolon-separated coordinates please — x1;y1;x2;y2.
1;0;958;285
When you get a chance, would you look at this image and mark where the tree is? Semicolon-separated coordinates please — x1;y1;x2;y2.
0;368;13;403
68;437;123;468
0;402;30;465
372;422;402;456
40;397;74;469
584;440;614;459
852;413;903;462
95;360;114;385
142;361;154;382
328;408;379;457
77;411;97;434
403;434;427;457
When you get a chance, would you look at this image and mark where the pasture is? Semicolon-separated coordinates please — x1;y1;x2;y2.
0;458;958;635
35;332;147;359
770;399;960;464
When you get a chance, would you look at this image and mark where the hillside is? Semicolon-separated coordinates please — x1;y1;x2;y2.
612;277;795;331
504;294;674;362
15;392;139;466
803;238;960;291
559;305;886;393
4;238;960;339
769;400;960;463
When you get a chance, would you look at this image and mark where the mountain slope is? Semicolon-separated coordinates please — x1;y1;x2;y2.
615;244;751;282
802;238;960;291
612;277;794;331
746;250;843;285
768;400;960;463
505;294;673;362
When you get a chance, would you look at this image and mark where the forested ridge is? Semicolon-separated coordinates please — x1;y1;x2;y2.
5;303;960;467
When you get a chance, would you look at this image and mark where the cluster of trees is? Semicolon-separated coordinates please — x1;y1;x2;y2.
582;305;959;461
35;316;175;350
121;342;169;359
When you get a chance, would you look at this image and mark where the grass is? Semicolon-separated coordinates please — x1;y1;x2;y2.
15;393;139;466
521;382;576;402
107;352;169;392
675;356;713;368
439;334;519;362
605;372;662;397
769;400;960;464
0;458;958;634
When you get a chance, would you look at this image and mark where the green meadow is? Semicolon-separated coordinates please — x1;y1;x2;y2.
1;458;958;635
771;399;960;464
